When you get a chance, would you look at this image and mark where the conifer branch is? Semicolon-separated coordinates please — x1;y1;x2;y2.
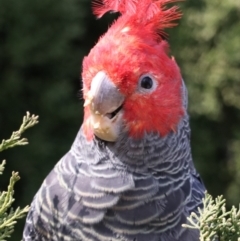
0;112;39;152
183;192;240;241
0;166;30;240
0;112;38;240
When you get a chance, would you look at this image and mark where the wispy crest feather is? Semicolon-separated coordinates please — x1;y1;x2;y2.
92;0;182;31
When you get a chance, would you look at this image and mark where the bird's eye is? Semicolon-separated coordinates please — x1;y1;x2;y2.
138;74;157;93
140;76;153;89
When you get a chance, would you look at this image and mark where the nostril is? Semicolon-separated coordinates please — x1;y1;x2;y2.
106;105;123;119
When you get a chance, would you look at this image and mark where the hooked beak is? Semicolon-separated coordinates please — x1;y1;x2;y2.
84;71;125;142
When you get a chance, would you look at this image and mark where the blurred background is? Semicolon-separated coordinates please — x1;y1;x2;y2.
0;0;239;239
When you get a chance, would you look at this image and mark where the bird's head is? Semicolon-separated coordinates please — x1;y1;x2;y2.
82;0;185;142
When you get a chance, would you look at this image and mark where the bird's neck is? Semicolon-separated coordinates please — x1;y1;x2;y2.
71;115;192;175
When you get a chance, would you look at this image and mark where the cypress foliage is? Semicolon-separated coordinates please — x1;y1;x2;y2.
0;113;38;240
183;192;240;241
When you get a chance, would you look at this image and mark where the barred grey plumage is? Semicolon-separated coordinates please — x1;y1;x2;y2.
23;110;205;241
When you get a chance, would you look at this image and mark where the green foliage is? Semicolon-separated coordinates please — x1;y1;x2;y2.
183;193;240;241
0;112;39;152
0;112;38;240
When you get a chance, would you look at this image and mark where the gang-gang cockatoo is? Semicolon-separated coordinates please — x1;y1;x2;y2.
23;0;205;240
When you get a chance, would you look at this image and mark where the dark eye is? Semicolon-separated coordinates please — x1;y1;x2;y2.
138;74;157;93
140;76;153;89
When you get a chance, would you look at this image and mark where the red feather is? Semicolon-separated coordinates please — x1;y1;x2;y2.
83;0;184;139
92;0;138;17
92;0;182;32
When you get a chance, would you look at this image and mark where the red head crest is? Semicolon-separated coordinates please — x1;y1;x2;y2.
82;0;184;140
92;0;182;38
